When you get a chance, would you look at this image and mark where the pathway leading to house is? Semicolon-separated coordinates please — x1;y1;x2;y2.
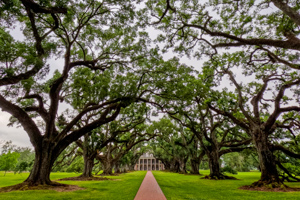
134;171;167;200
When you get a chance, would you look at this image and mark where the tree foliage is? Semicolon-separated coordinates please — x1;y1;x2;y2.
0;151;20;176
1;0;300;191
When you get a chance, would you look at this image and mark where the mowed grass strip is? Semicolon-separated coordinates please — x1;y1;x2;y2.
0;171;146;200
153;170;300;200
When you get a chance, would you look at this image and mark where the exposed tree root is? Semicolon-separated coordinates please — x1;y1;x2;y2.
58;176;109;181
240;180;300;192
0;182;84;193
202;174;237;180
99;173;119;176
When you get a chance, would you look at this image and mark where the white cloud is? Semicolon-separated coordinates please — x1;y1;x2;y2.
0;112;32;148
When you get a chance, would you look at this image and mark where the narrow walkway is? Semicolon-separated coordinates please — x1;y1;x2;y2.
134;171;167;200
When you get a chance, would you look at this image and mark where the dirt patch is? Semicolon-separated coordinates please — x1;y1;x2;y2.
50;184;84;192
0;182;84;193
239;185;300;192
58;176;109;181
201;175;238;180
99;173;120;176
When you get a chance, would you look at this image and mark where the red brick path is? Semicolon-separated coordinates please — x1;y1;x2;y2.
134;171;167;200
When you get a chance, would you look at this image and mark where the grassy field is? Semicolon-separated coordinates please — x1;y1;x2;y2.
0;171;146;200
153;170;300;200
1;170;300;200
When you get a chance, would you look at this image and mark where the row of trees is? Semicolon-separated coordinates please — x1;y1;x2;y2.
145;54;300;187
0;0;300;190
0;141;34;175
0;139;146;177
143;0;300;188
0;0;166;185
149;117;259;175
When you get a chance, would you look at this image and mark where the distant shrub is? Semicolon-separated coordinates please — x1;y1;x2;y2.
221;166;238;175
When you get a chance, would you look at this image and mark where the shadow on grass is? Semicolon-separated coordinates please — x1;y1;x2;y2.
0;182;84;193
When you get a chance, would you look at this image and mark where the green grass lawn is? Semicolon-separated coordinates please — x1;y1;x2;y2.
0;171;146;200
1;170;300;200
153;170;300;200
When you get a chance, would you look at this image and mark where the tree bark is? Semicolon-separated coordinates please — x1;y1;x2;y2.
173;160;180;173
80;156;94;178
206;148;224;179
169;160;178;172
24;142;57;185
179;158;187;174
162;161;171;171
114;162;121;173
128;164;135;171
190;158;200;174
190;150;205;174
102;160;113;175
203;143;235;180
252;132;283;187
78;136;95;178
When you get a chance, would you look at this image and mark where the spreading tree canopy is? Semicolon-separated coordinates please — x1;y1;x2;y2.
0;0;161;186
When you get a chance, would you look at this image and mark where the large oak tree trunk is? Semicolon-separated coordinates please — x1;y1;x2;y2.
162;161;171;171
80;156;94;178
174;160;180;173
25;152;52;185
170;160;179;172
190;151;205;174
102;160;113;175
204;145;234;180
252;132;283;187
179;158;187;174
25;142;58;185
207;149;224;179
190;158;200;174
114;161;121;173
79;137;96;178
128;164;135;171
